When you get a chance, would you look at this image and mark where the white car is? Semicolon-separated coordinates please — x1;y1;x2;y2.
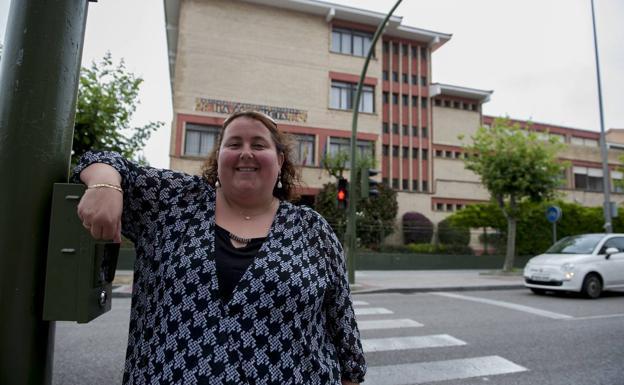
523;233;624;298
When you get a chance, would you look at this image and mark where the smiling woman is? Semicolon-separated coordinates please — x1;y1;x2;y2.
72;110;366;384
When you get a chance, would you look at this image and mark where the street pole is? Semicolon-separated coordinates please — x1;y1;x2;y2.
346;0;403;284
590;0;612;233
0;1;90;383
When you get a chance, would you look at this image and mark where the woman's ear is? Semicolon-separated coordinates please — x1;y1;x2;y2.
278;152;285;168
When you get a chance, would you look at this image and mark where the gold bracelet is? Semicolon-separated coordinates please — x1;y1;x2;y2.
87;183;123;193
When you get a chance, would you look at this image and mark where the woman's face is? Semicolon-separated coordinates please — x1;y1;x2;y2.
217;117;284;198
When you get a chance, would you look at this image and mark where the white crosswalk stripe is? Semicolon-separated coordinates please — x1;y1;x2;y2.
365;355;528;384
362;334;466;353
357;318;423;330
355;298;529;384
355;307;393;316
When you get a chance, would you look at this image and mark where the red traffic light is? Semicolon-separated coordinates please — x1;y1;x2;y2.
337;189;346;201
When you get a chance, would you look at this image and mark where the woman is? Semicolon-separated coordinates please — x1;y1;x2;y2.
74;111;366;385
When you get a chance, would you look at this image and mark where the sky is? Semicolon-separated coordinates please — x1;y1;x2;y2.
1;0;623;169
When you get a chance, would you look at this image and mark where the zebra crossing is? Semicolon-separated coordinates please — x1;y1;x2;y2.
354;299;528;384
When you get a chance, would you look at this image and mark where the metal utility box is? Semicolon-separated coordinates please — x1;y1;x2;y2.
43;183;119;323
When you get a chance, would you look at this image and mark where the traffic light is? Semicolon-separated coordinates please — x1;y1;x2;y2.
337;177;348;209
361;167;380;198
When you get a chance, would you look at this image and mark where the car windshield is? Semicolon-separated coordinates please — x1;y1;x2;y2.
545;234;603;254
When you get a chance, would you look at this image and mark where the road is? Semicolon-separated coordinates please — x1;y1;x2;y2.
52;289;624;385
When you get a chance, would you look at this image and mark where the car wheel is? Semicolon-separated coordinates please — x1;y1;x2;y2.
530;288;546;295
581;274;602;299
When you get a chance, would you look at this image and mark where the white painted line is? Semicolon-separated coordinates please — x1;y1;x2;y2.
362;334;466;353
366;355;527;384
568;313;624;321
355;307;393;316
358;319;423;331
432;292;574;320
352;300;369;306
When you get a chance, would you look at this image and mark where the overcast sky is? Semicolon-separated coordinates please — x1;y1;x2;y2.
1;0;622;169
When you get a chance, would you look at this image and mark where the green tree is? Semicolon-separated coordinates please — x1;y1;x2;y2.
462;117;567;271
73;52;162;165
449;202;505;254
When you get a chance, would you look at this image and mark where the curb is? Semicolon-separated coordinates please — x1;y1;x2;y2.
351;284;525;295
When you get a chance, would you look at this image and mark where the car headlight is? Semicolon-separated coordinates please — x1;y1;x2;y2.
561;263;575;280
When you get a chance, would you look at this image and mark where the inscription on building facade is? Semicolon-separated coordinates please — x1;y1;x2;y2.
195;98;308;123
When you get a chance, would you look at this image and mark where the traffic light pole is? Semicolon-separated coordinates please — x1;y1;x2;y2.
346;0;403;284
0;1;90;383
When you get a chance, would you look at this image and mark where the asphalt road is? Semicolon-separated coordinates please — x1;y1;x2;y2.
52;289;624;385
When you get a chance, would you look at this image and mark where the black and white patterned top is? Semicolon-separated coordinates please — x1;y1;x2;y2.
72;151;366;385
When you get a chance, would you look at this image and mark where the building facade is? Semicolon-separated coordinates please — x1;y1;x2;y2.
164;0;624;243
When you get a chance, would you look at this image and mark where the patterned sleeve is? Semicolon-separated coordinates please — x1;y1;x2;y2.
70;150;205;243
318;216;367;383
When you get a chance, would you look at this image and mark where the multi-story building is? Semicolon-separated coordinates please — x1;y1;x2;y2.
163;0;624;243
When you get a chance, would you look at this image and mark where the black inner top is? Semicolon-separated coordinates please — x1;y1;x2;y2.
214;224;266;301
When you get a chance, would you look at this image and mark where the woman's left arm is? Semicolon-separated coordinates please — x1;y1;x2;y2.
319;217;366;384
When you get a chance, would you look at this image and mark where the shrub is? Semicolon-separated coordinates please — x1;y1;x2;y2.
402;212;433;244
437;217;470;246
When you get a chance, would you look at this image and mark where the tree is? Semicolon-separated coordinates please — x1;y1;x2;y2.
462;117;567;271
449;202;505;254
72;52;162;165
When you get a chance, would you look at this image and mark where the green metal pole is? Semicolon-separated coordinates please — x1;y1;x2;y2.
347;0;403;284
0;1;90;383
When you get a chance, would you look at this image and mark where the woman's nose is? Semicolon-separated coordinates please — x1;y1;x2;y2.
239;145;254;159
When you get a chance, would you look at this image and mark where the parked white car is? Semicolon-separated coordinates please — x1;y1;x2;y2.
524;233;624;298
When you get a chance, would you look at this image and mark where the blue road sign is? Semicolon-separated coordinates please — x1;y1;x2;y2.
546;205;562;223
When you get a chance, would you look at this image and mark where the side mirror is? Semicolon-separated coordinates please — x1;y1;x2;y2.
42;183;119;323
605;247;619;259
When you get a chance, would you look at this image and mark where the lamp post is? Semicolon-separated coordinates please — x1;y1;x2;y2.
590;0;612;233
346;0;403;284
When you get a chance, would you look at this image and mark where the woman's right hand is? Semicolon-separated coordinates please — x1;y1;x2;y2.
77;163;123;242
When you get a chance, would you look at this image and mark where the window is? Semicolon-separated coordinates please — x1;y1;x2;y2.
612;171;623;193
392;42;399;54
422;180;428;191
382;71;389;81
434;99;442;106
411;46;418;57
184;123;219;156
412;126;418;136
420;47;427;59
453;101;460;109
412;147;419;158
392;178;399;189
328;137;374;167
421;76;427;86
383;92;389;104
422;149;428;160
382;122;389;133
382;177;389;186
402;73;408;83
574;166;603;191
445;150;453;158
392;72;398;82
435;150;443;157
471;104;477;111
382;145;389;156
422;126;428;138
402;125;409;135
402;146;409;158
446;204;453;211
330;81;374;113
412;96;417;106
402;95;408;106
383;41;389;53
436;203;444;211
571;137;599;147
444;100;451;107
412;179;418;191
392;123;399;134
392;145;399;157
331;28;373;57
402;179;409;190
292;134;315;165
392;93;399;104
412;75;418;85
402;44;408;56
421;98;428;108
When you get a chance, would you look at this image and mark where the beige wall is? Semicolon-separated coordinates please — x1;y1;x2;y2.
432;106;481;146
433;158;479;184
174;0;380;134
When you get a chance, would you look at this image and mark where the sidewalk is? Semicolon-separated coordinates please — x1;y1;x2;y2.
112;269;525;298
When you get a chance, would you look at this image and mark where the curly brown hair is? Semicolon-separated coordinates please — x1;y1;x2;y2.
200;110;301;201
